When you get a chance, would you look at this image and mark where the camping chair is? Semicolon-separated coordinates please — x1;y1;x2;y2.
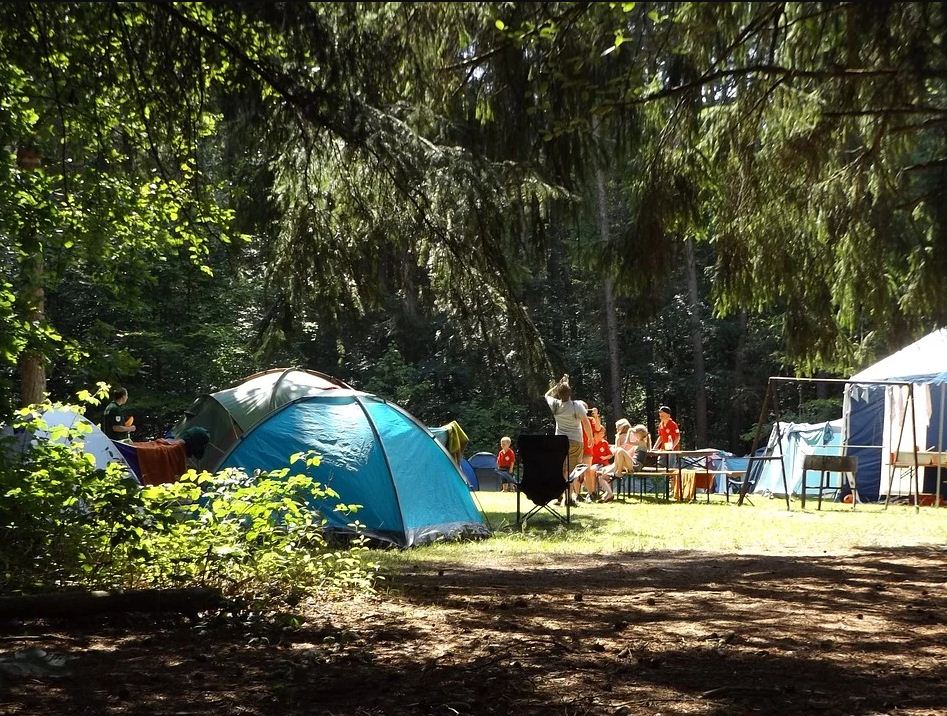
515;434;572;527
726;456;760;505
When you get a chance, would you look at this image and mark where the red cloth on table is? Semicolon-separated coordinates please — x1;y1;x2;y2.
134;439;187;486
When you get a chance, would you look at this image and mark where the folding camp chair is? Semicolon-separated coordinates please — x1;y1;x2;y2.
515;434;572;527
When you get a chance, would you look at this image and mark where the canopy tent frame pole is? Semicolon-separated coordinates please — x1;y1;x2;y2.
884;385;910;510
909;383;921;513
938;384;945;507
741;376;929;509
738;380;772;507
771;380;792;510
884;385;923;513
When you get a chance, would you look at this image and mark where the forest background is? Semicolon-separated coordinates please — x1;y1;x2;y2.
2;1;945;456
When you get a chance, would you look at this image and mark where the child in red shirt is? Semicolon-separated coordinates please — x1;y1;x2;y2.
497;436;515;492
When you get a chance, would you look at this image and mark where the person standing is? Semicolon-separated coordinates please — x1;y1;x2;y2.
653;405;680;471
653;405;680;451
101;387;136;442
544;374;586;506
496;436;516;492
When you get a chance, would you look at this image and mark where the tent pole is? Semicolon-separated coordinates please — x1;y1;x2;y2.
352;396;411;546
772;381;791;510
909;384;921;513
937;384;945;508
739;378;772;506
886;384;910;510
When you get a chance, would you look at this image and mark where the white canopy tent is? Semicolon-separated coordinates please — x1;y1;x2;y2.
843;329;947;502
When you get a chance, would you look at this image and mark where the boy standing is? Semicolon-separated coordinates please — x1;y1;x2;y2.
497;436;515;492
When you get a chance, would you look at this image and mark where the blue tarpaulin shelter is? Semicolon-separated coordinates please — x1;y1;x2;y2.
843;329;947;501
753;420;844;497
218;392;490;547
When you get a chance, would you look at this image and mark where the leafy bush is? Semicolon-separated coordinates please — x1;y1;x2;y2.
138;455;376;607
0;407;148;591
0;405;376;609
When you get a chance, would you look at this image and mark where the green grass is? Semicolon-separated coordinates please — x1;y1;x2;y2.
380;491;947;568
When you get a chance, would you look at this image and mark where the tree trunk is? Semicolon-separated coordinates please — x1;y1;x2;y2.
593;161;623;432
684;237;707;447
729;310;748;452
19;246;46;407
602;279;622;427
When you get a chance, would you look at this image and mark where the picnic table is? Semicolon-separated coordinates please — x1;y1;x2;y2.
614;448;747;503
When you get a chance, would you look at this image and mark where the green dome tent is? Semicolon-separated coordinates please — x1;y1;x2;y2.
173;368;351;471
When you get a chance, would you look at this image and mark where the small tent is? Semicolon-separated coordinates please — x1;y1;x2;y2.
173;368;351;471
843;329;947;501
468;451;508;492
753;420;844;497
217;392;489;547
1;407;136;480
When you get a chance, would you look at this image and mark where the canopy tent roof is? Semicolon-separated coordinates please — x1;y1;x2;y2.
851;328;947;383
844;329;947;501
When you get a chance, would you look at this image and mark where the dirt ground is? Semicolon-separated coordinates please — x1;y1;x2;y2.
2;546;946;715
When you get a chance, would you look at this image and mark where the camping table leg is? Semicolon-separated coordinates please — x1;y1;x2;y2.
817;469;826;511
801;470;807;509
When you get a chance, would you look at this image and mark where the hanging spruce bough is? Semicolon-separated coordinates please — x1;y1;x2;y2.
0;3;238;404
4;1;946;390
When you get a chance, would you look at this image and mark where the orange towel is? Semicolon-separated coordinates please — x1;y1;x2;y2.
134;439;187;486
672;469;698;502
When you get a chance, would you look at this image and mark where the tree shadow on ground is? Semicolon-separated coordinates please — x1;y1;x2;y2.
2;546;945;715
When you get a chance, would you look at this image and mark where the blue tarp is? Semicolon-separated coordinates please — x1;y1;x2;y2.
753;420;844;496
219;395;489;547
845;386;888;501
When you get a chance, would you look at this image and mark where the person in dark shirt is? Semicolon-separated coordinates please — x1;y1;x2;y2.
102;387;136;442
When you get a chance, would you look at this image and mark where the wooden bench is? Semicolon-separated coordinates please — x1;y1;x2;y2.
612;468;671;501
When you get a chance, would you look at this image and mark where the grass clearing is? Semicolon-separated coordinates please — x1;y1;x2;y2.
378;491;947;569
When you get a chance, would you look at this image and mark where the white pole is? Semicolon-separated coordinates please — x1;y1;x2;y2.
937;383;945;507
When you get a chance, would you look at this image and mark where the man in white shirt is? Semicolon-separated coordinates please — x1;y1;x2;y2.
544;374;588;505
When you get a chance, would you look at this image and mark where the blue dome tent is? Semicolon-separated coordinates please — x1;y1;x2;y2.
218;391;490;547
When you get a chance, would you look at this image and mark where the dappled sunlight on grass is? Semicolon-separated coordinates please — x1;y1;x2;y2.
382;491;947;568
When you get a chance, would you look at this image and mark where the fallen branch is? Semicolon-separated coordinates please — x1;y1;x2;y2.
701;684;783;698
0;588;223;619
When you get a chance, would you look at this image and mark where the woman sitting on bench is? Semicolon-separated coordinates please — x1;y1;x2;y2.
613;420;650;467
594;422;652;500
